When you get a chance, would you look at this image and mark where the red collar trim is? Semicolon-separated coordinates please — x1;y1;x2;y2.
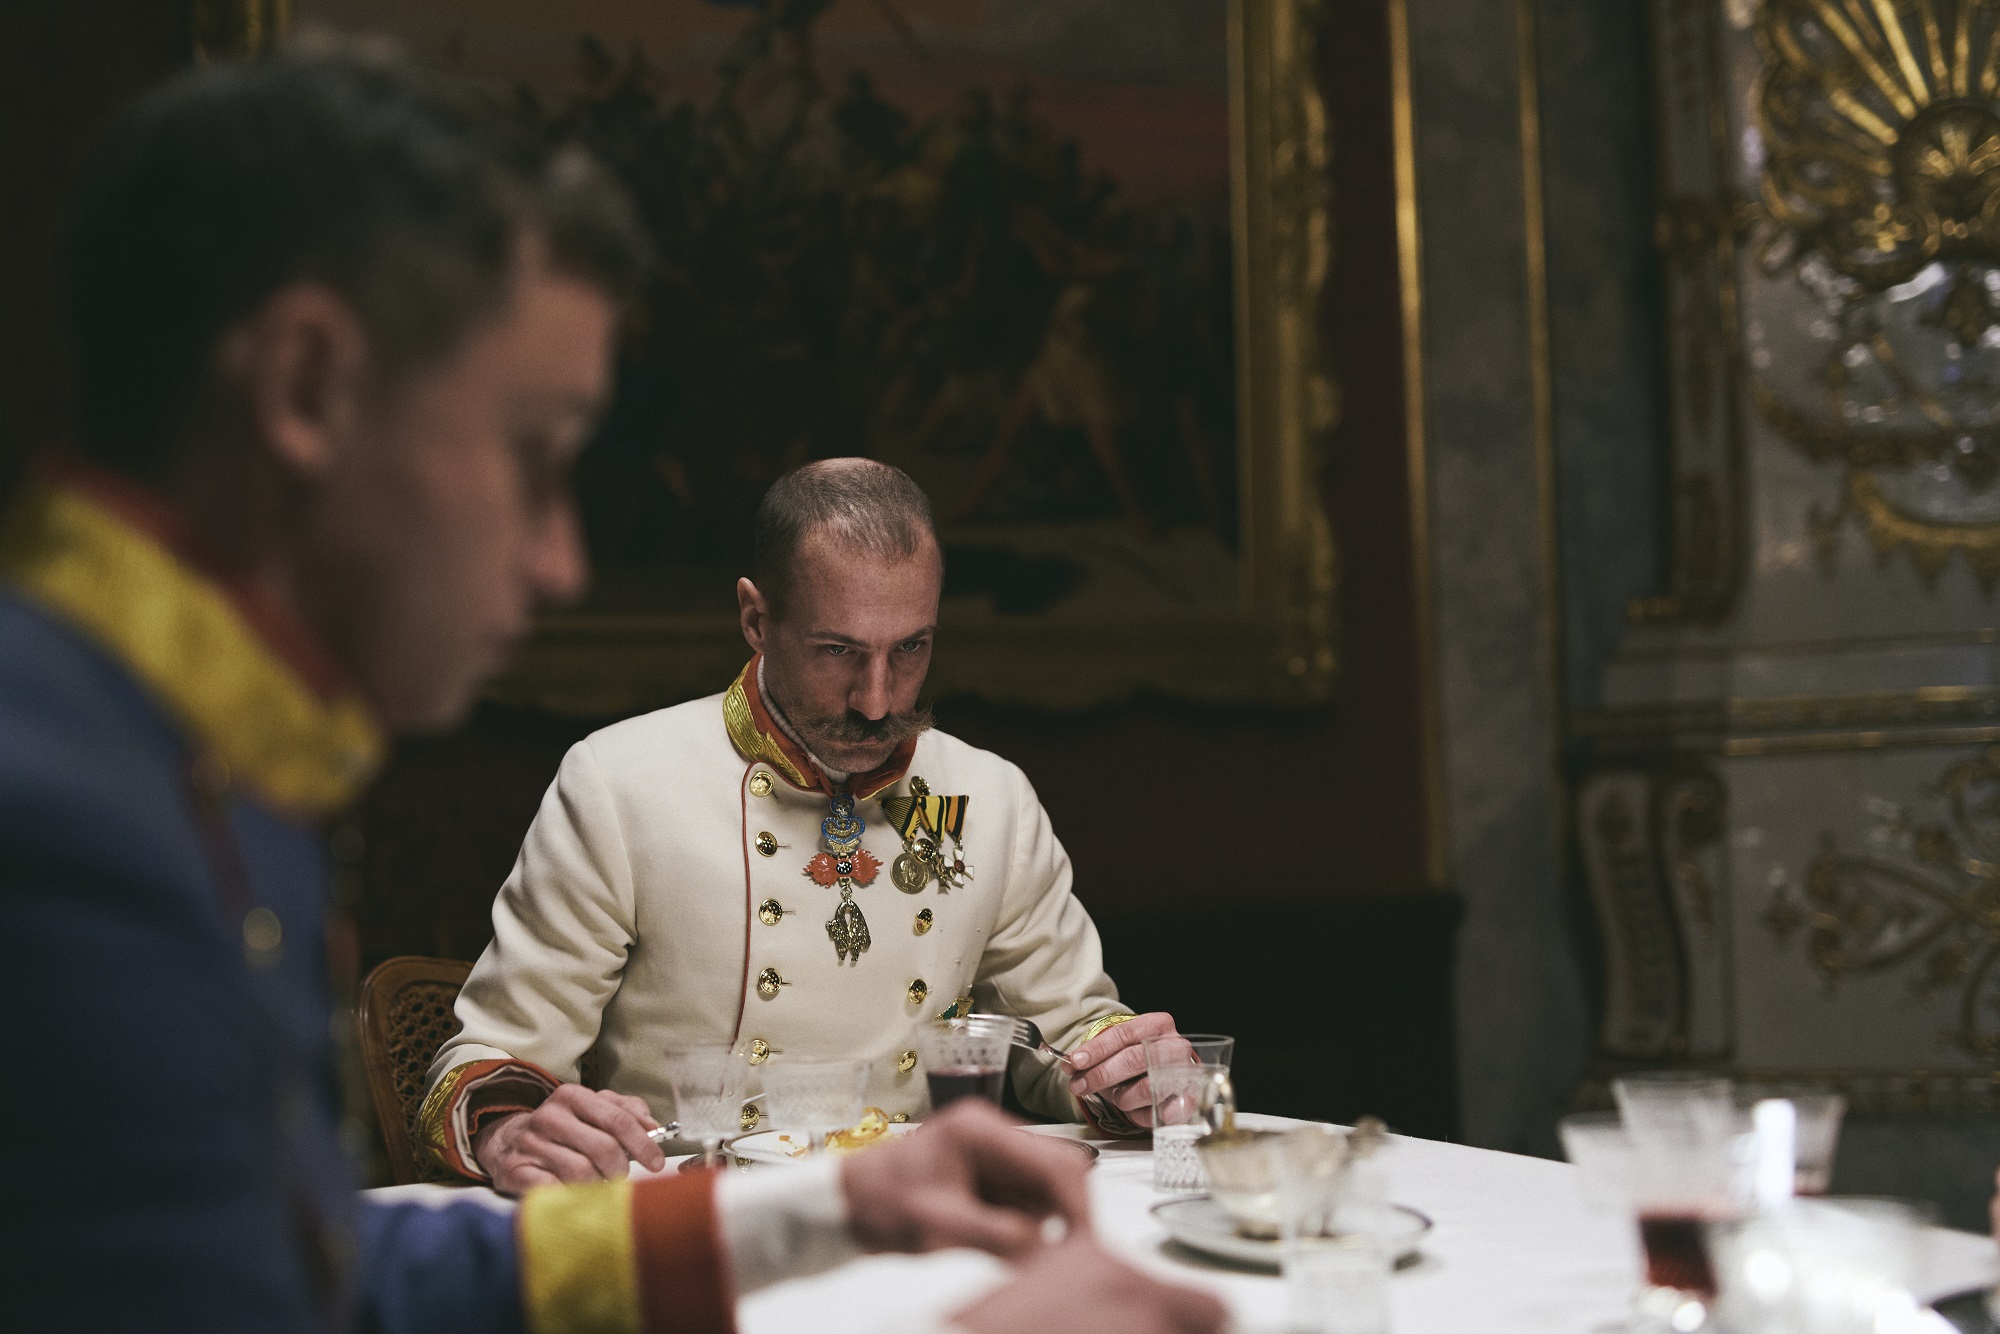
740;655;916;800
44;458;356;705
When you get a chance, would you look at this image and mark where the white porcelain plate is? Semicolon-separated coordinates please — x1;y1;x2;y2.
724;1124;919;1165
1150;1196;1432;1270
727;1120;1101;1166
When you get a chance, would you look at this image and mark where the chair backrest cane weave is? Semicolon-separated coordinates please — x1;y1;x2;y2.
357;955;472;1185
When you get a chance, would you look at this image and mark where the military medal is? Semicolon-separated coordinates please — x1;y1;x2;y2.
806;791;880;963
882;777;971;894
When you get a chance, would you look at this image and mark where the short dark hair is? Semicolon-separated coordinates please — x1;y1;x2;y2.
753;459;940;612
64;44;649;476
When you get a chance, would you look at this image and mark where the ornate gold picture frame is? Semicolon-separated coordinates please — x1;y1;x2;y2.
233;0;1337;714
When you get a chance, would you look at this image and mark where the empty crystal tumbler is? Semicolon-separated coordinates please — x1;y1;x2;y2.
1285;1234;1393;1334
1143;1033;1235;1193
663;1044;748;1168
760;1057;869;1154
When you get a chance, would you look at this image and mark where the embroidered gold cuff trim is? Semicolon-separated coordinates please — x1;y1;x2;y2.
416;1063;479;1180
519;1178;641;1334
419;1059;561;1182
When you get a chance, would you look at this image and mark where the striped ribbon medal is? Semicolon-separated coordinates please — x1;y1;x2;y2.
881;776;971;894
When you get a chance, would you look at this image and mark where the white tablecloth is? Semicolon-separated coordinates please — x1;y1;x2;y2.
366;1114;2000;1334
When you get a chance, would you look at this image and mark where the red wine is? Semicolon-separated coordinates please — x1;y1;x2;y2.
927;1066;1004;1108
1638;1213;1718;1296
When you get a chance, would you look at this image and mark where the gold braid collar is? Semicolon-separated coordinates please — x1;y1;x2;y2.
0;478;383;817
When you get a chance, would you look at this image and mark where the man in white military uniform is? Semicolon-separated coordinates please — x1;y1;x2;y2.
423;459;1181;1191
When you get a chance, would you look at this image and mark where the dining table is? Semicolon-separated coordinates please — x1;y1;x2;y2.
365;1112;2000;1333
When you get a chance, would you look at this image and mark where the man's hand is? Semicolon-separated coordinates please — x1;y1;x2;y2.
840;1100;1093;1259
1064;1012;1180;1128
472;1084;666;1194
953;1236;1228;1334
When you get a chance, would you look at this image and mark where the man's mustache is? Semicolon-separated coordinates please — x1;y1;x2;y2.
798;703;935;749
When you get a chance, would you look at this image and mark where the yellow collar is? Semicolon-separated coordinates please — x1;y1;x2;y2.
0;479;385;818
721;656;915;800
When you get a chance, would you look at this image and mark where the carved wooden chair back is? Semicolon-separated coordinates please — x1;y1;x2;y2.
357;954;472;1185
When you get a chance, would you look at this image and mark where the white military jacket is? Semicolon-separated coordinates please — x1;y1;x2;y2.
424;659;1131;1164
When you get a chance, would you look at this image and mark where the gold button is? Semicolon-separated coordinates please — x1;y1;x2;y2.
741;1103;761;1130
907;978;928;1006
914;908;934;935
749;771;774;798
889;1112;909;1124
897;1049;918;1074
758;898;785;926
242;907;283;968
755;831;778;857
757;967;787;999
747;1038;773;1065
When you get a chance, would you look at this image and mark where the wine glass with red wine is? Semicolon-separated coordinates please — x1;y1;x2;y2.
1613;1072;1747;1330
918;1015;1015;1110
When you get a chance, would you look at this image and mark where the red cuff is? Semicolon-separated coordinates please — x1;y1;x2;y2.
634;1173;735;1334
419;1058;561;1181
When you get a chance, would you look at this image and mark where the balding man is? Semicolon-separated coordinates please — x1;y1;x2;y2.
425;460;1186;1192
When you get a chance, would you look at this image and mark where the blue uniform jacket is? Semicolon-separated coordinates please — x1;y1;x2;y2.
0;587;524;1331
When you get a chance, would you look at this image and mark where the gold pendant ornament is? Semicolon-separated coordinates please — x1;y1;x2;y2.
881;777;972;894
805;791;880;963
827;897;871;963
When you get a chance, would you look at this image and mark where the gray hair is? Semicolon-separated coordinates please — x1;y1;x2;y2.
752;459;940;611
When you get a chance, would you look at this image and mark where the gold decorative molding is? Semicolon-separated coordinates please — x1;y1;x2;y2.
1632;1;1749;627
1230;0;1340;695
1576;684;2000;741
1390;0;1448;888
1579;1065;2000;1115
1747;0;2000;587
1759;0;2000;297
1579;760;1733;1060
1763;744;2000;1063
189;0;290;61
1516;0;1572;877
1812;469;2000;589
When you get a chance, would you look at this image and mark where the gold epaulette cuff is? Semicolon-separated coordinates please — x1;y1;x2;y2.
517;1174;733;1334
418;1057;560;1182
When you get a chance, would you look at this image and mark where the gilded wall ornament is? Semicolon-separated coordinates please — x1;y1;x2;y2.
1750;0;2000;585
1763;744;2000;1059
189;0;289;61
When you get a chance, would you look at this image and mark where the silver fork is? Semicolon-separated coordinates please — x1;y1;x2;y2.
1005;1016;1078;1068
645;1092;766;1147
1005;1015;1143;1135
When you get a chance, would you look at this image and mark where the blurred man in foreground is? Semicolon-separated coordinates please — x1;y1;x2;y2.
0;46;1224;1334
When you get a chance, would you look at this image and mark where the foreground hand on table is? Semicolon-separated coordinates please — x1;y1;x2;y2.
953;1236;1229;1334
845;1102;1225;1334
473;1083;666;1192
840;1100;1093;1257
1065;1012;1181;1129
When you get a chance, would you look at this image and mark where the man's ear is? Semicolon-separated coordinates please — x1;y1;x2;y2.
217;282;370;480
738;576;770;654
